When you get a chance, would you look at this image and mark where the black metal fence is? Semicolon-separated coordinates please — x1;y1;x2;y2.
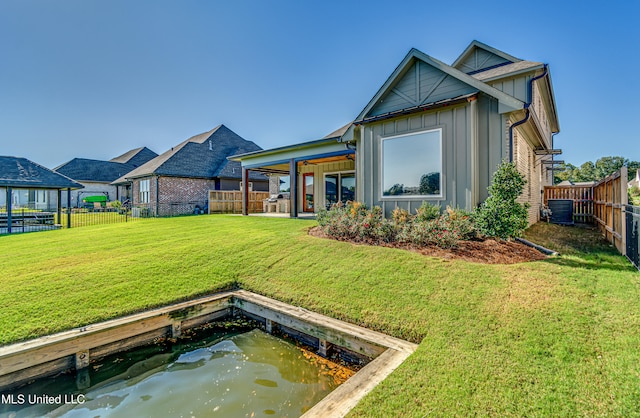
1;205;138;235
2;201;209;235
0;208;59;234
61;206;136;229
132;202;208;218
626;205;640;271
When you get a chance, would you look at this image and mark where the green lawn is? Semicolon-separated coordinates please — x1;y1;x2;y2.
1;216;639;416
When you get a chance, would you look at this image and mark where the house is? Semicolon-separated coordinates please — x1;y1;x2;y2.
112;124;268;216
231;40;560;224
54;147;158;207
0;155;82;215
629;170;640;189
557;180;596;187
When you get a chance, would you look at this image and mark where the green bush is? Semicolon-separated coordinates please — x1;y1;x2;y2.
443;206;476;240
317;202;396;243
319;201;471;248
473;160;529;239
398;217;459;248
415;201;441;222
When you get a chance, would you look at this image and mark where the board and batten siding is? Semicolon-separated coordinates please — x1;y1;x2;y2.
358;95;507;217
369;60;477;117
489;74;531;104
456;49;511;74
298;160;355;212
476;95;509;203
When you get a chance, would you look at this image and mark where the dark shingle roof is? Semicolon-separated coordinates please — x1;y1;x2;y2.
0;156;83;189
115;125;266;182
55;147;157;183
109;147;158;166
55;158;139;183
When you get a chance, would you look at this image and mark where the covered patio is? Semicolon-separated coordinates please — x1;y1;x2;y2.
0;156;83;234
229;133;355;218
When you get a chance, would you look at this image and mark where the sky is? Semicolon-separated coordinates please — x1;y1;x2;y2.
1;1;638;170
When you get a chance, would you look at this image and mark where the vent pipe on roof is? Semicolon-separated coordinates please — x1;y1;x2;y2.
209;140;213;151
508;64;548;162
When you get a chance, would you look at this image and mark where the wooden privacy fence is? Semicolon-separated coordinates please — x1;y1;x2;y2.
208;191;269;214
593;166;628;256
545;167;634;264
544;185;594;223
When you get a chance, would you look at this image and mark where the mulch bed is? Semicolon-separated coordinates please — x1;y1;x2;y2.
308;227;547;264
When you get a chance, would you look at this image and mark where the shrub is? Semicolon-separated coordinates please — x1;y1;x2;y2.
474;160;530;239
444;206;476;240
317;202;397;243
391;207;411;225
398;217;459;248
318;201;476;249
415;201;441;222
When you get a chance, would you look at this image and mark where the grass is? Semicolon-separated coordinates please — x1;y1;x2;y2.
1;216;639;416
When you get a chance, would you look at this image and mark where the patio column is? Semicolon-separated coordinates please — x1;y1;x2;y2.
67;188;72;228
242;167;249;216
289;159;298;218
57;189;62;226
7;187;12;234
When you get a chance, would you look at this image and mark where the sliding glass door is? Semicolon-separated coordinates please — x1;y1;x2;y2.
324;172;355;209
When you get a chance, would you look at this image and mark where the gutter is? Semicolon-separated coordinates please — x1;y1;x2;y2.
508;64;548;162
353;93;478;125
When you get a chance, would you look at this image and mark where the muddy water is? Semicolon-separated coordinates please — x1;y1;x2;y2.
1;329;345;417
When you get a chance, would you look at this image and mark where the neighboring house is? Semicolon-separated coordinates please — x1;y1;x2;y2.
113;124;268;216
557;180;596;187
0;156;83;211
231;40;560;224
629;170;640;189
54;147;158;207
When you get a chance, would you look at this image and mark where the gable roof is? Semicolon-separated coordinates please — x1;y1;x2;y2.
114;125;265;183
354;47;524;124
109;147;158;166
54;158;139;183
0;156;83;189
452;40;522;74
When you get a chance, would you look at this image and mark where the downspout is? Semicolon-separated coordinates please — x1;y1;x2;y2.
7;187;12;234
155;176;160;217
508;64;548;162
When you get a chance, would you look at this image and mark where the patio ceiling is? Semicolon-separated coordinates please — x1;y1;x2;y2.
247;153;354;176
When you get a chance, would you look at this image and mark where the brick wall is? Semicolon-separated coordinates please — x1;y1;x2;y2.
131;176;268;216
512;129;543;225
158;177;215;205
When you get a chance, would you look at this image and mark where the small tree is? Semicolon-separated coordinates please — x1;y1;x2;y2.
474;160;529;239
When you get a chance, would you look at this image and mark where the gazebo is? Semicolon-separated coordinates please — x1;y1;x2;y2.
0;156;83;234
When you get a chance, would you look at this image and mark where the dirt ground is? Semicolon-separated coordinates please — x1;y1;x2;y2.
308;227;547;264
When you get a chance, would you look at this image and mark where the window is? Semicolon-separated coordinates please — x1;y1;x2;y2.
278;176;290;193
382;128;442;197
139;179;150;204
325;172;355;208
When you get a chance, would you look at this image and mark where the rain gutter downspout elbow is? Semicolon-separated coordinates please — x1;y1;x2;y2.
508;64;548;162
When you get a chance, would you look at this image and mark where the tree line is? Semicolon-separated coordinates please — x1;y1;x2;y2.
554;156;640;184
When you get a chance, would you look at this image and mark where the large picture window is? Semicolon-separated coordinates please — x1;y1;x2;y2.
139;179;150;204
382;128;442;197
